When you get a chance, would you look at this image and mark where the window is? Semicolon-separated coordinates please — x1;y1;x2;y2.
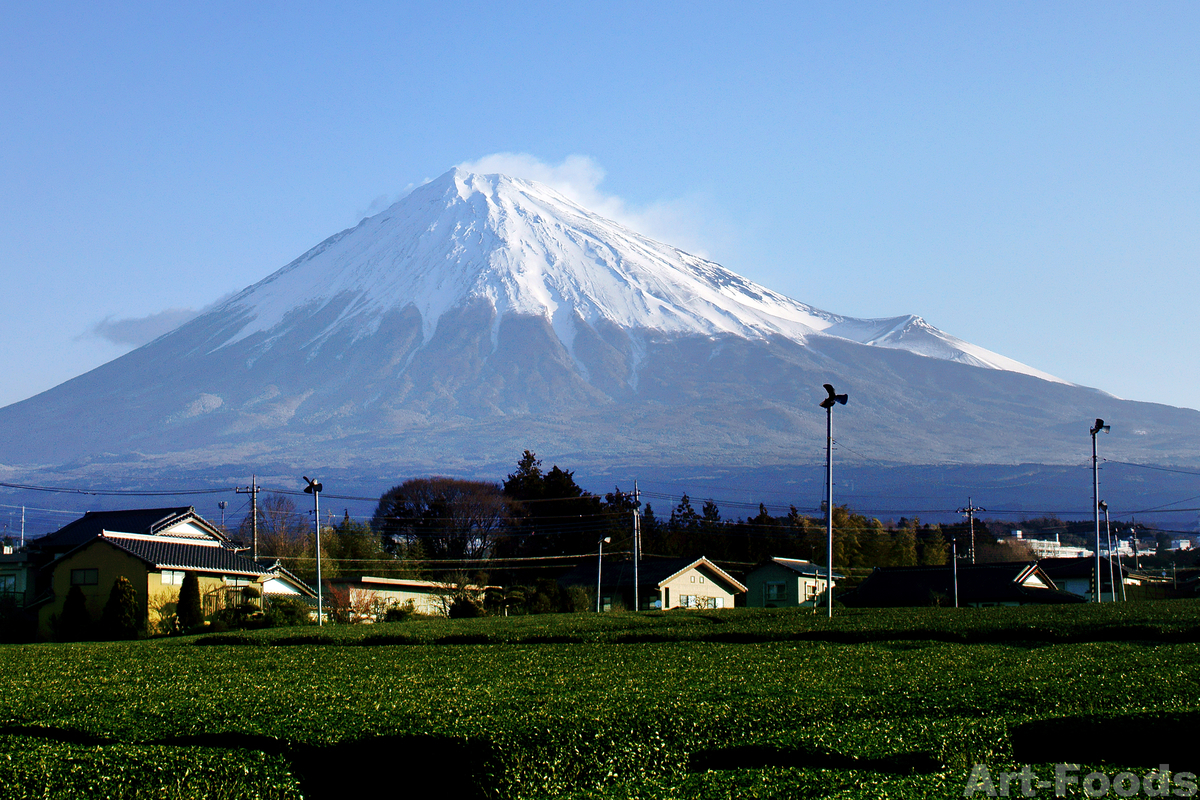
764;582;786;601
690;575;696;583
71;569;98;585
162;570;185;586
0;575;15;594
699;575;705;583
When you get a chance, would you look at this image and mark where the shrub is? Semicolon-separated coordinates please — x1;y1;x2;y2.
0;596;34;643
384;600;416;622
563;585;593;613
59;584;92;641
448;595;485;618
265;597;313;627
101;576;143;640
177;572;204;631
213;603;264;630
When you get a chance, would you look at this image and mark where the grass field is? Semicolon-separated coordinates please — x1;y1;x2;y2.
2;602;1199;799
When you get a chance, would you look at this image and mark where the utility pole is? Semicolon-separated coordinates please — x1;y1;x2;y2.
957;498;984;565
20;507;24;549
235;476;259;560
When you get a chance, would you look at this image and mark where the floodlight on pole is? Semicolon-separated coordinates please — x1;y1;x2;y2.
1090;419;1109;603
820;383;847;619
304;476;324;625
596;536;611;613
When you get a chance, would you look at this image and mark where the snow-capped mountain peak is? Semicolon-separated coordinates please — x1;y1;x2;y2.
210;168;1060;383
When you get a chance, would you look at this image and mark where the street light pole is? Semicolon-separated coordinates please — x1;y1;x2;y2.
304;476;323;625
596;536;611;613
1090;419;1109;603
1100;500;1117;602
820;383;847;619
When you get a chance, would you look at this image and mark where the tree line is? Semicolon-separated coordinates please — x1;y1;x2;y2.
232;449;1049;587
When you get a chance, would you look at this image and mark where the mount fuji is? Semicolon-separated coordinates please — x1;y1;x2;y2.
1;169;1198;492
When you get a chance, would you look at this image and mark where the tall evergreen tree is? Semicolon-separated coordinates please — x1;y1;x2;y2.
918;524;949;565
891;518;919;567
500;451;601;557
59;584;91;642
101;576;142;640
177;572;203;631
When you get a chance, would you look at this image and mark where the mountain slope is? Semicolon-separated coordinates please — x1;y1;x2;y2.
0;168;1195;477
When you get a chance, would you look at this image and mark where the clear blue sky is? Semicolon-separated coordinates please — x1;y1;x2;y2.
2;2;1197;413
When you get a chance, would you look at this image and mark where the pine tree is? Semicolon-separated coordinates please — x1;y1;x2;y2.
918;524;949;565
101;576;142;640
177;572;203;631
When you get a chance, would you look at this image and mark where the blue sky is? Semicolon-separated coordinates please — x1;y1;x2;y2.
2;2;1198;413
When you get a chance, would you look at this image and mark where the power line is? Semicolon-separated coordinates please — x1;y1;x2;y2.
0;480;232;496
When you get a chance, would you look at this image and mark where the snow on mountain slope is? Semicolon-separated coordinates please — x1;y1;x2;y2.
213;168;1063;384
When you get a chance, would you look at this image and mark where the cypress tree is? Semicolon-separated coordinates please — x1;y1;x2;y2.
59;584;91;642
101;576;142;640
177;572;203;631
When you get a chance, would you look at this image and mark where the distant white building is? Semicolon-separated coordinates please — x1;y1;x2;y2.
1009;531;1092;559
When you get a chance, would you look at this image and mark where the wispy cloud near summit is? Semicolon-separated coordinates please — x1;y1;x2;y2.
456;153;734;261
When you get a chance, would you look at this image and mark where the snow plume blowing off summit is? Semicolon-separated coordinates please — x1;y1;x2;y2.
0;167;1196;475
212;168;1062;381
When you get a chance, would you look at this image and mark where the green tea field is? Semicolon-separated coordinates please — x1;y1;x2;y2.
2;602;1199;799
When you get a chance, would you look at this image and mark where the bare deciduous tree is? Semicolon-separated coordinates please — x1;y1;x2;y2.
371;478;512;560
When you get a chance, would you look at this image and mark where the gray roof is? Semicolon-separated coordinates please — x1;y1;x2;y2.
100;535;269;577
34;507;226;551
759;557;844;580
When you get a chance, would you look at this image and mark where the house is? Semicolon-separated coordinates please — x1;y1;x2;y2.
0;545;36;607
1037;556;1130;602
744;557;842;608
840;561;1083;608
29;506;314;638
558;556;747;611
1039;556;1174;601
323;575;489;618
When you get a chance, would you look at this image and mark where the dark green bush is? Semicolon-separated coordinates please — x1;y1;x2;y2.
0;596;34;643
213;603;264;630
448;595;485;618
101;576;143;640
177;572;204;631
384;601;416;622
264;597;313;627
59;584;92;642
